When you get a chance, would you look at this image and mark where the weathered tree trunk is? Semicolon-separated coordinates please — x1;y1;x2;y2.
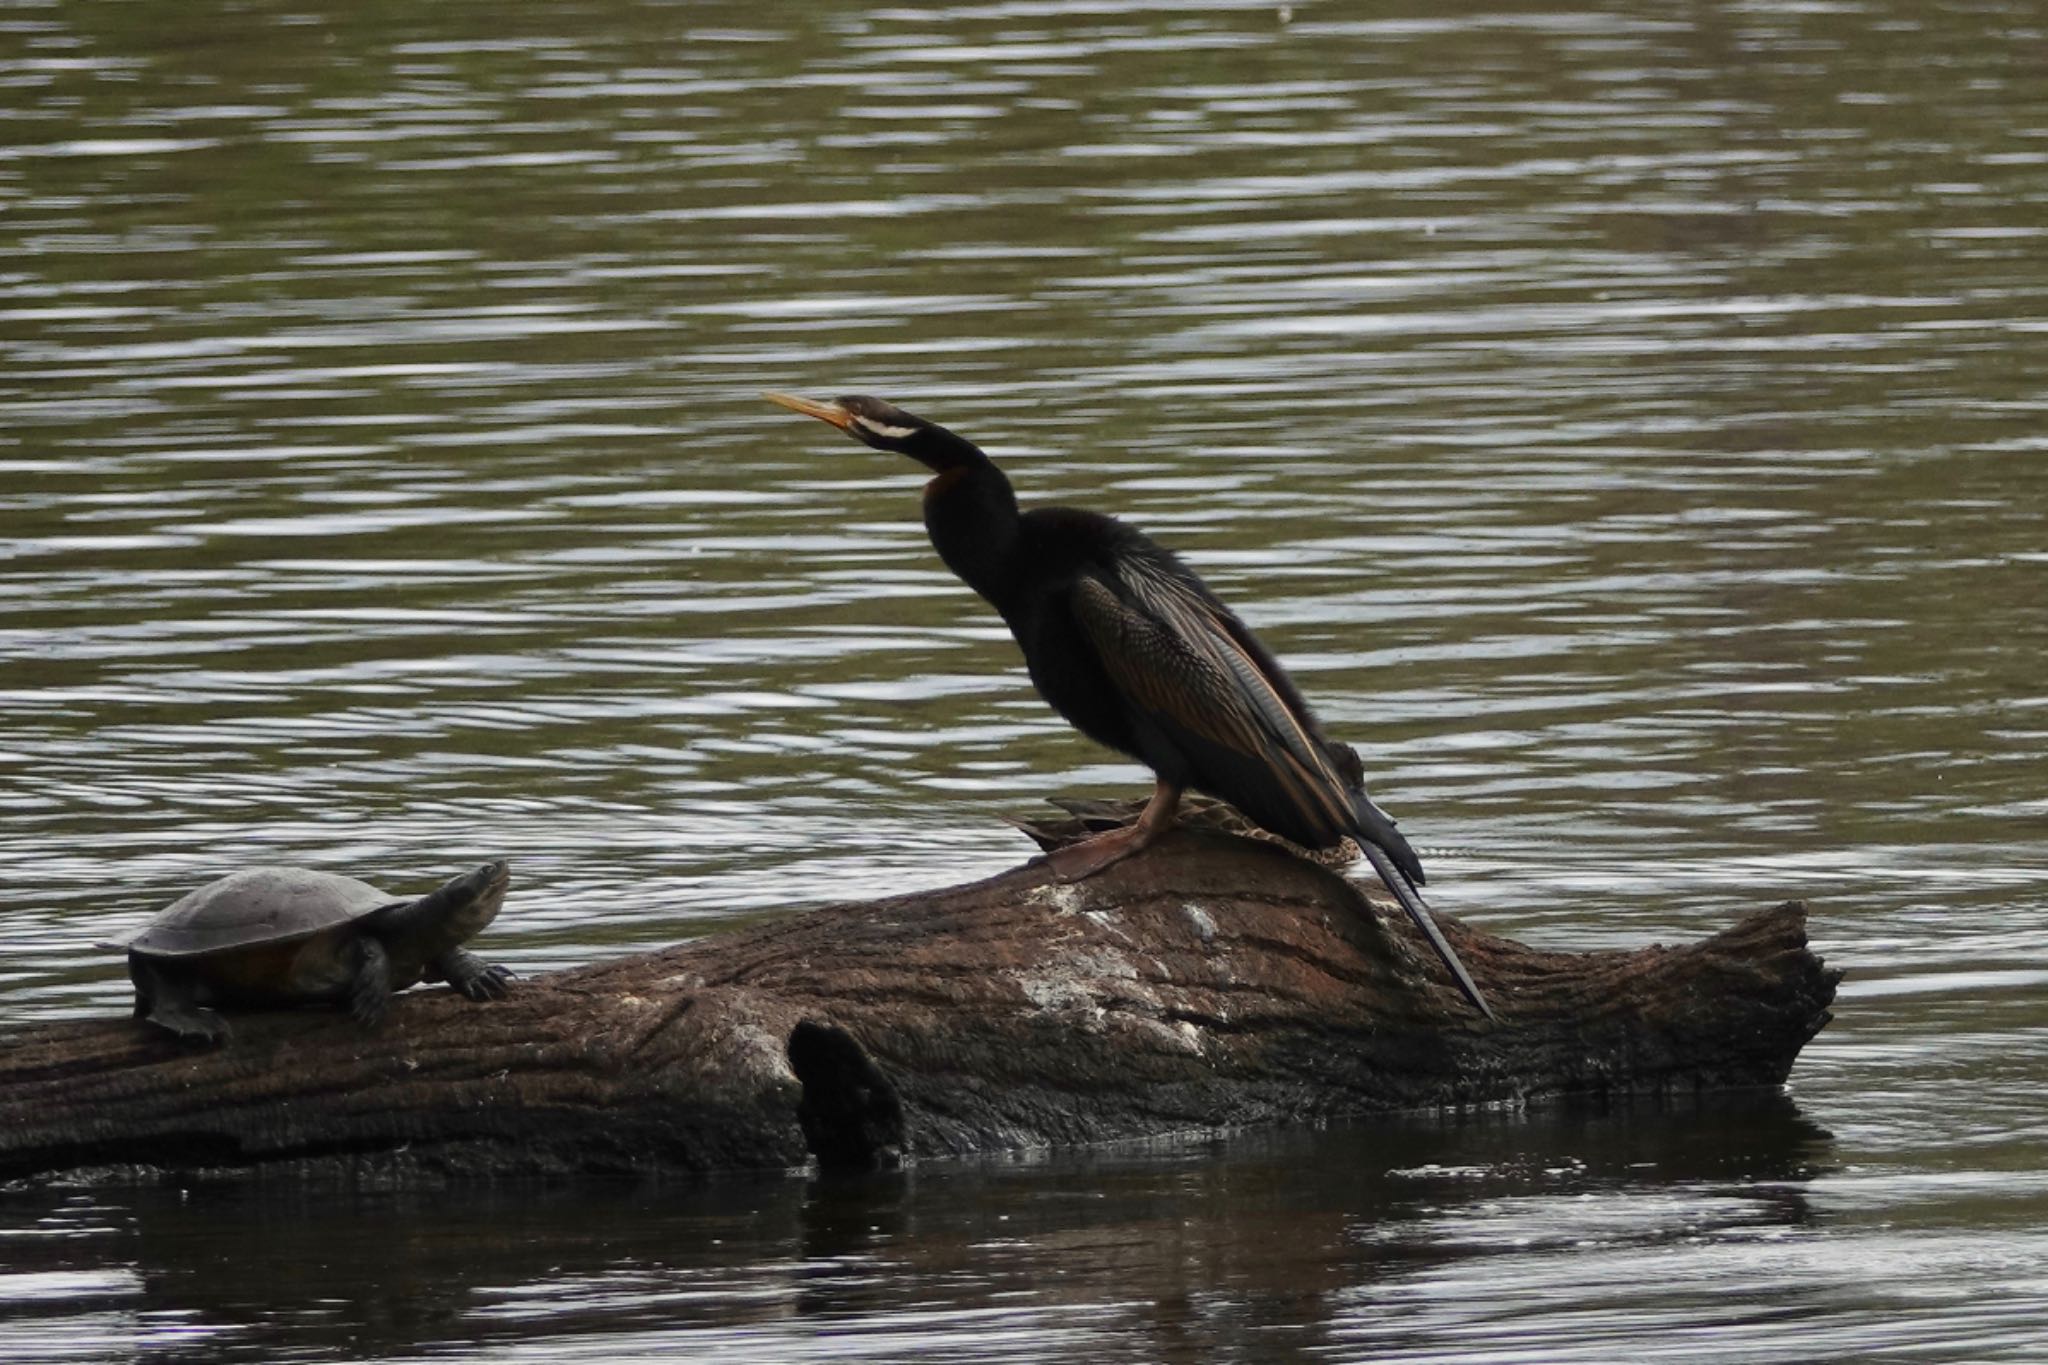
0;826;1838;1184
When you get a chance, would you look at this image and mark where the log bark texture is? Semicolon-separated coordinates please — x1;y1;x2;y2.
0;827;1839;1183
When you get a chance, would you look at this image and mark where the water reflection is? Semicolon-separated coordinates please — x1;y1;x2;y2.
0;1098;1835;1365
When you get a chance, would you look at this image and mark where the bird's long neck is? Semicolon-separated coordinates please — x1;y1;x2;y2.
922;458;1022;607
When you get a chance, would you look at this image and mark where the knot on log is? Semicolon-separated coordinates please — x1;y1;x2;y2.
788;1020;906;1173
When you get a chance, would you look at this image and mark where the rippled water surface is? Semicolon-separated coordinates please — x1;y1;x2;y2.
4;0;2047;1359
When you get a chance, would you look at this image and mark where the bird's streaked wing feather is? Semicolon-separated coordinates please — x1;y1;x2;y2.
1071;562;1354;845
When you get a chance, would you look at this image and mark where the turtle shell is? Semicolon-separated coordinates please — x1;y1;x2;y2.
121;868;399;959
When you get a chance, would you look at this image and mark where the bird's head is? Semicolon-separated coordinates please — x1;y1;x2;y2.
764;392;984;473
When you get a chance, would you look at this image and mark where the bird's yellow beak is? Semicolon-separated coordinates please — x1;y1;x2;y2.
763;391;855;432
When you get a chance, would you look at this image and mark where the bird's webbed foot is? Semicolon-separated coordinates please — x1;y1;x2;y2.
1038;823;1156;882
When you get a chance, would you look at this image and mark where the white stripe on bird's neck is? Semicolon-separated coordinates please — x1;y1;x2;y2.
853;414;919;441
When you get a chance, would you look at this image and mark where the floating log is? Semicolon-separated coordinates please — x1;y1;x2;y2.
0;816;1839;1184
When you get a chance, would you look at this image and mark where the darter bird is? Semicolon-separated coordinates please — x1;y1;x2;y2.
765;391;1492;1021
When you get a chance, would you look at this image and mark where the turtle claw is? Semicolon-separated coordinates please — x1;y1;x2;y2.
350;937;394;1029
131;960;232;1045
147;1003;232;1046
460;963;515;1001
350;986;392;1029
436;947;513;1002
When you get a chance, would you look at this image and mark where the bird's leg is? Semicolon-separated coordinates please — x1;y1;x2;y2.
1041;779;1183;882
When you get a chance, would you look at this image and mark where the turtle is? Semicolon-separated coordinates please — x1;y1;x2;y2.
113;860;514;1043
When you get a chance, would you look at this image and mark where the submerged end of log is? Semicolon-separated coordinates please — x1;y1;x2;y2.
0;822;1839;1185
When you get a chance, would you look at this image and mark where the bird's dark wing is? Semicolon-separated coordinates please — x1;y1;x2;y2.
1071;551;1485;1019
1070;555;1358;849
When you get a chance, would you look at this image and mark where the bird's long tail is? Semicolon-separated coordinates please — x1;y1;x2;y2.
1350;787;1427;886
1359;841;1496;1022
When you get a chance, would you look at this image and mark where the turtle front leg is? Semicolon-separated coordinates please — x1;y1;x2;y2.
431;947;514;1002
130;957;231;1045
349;936;395;1027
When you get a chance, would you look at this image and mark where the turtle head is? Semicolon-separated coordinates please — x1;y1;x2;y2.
440;860;510;939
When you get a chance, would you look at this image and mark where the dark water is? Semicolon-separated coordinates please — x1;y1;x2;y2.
4;0;2046;1359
